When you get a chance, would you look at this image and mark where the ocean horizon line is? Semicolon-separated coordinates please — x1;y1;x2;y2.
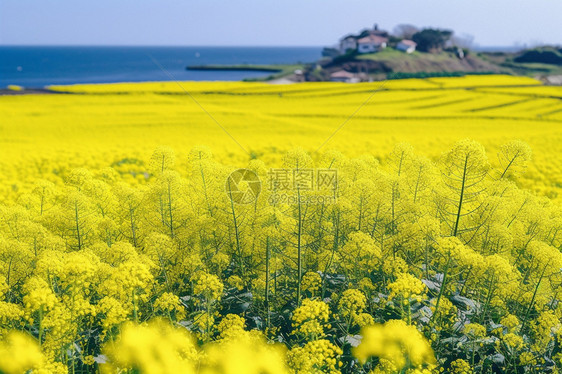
0;44;524;51
0;44;325;49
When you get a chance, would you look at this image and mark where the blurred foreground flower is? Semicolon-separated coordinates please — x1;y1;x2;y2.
0;332;43;374
353;319;436;372
101;318;288;374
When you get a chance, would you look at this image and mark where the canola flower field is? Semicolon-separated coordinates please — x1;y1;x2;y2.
0;75;561;373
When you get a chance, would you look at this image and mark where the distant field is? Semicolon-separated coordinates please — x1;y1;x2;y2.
1;74;561;200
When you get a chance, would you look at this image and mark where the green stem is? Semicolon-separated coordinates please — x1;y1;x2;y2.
430;255;451;327
480;274;495;323
265;237;271;330
38;306;43;346
296;186;303;306
132;289;138;323
521;265;547;333
407;300;411;325
453;156;468;237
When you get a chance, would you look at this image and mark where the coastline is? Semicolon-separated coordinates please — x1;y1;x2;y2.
187;64;284;72
0;87;64;95
187;63;305;82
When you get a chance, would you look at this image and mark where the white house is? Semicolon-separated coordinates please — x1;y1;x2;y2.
330;70;360;83
357;35;388;54
339;35;357;54
396;40;417;54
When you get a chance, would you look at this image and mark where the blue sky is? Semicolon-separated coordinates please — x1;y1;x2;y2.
1;0;560;47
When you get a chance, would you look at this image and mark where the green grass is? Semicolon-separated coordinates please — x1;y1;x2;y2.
478;52;562;77
387;71;497;80
500;61;562;76
356;49;456;62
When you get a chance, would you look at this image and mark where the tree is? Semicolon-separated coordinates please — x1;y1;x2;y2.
412;28;453;53
393;24;419;40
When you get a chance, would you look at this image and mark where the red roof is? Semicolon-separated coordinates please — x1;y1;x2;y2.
357;35;388;44
399;39;417;46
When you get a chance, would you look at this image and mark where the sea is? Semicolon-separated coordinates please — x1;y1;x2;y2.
0;46;323;88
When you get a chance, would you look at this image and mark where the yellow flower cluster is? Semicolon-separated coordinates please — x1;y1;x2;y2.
102;319;199;374
463;323;487;339
519;351;536;366
154;292;186;321
104;317;288;374
0;301;24;327
301;272;322;295
429;297;457;331
203;329;288;374
357;277;376;295
388;273;427;301
0;276;8;299
530;310;561;351
292;299;331;338
100;256;155;305
352;312;375;328
336;289;374;327
338;289;367;318
217;314;246;339
502;333;525;350
0;332;44;374
193;272;224;301
340;232;381;276
0;331;68;374
381;257;409;277
97;296;130;335
500;314;520;332
449;359;473;374
434;237;480;270
22;277;57;313
288;339;343;374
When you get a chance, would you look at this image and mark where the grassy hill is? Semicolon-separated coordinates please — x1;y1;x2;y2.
479;49;562;79
315;49;504;80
